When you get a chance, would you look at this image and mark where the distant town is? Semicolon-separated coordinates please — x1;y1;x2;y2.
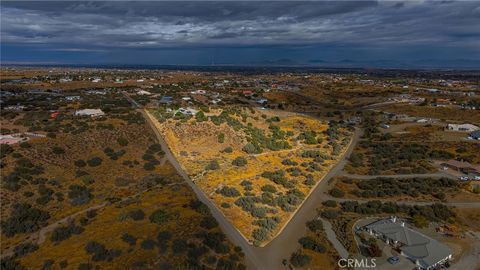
1;66;479;270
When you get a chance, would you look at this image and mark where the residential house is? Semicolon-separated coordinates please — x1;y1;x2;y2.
137;90;152;95
446;124;479;132
0;135;26;145
191;90;207;95
65;96;81;101
177;107;198;115
362;217;452;270
440;160;480;175
255;98;268;104
74;109;105;117
469;130;480;140
159;96;173;104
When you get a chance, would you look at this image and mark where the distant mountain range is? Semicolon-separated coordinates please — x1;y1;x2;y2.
250;58;480;69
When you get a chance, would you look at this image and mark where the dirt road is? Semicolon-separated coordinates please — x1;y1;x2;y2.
135;98;363;269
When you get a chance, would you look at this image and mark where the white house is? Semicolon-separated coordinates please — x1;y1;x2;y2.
191;90;207;95
177;107;198;115
75;109;105;117
65;96;81;101
446;124;480;132
137;90;152;95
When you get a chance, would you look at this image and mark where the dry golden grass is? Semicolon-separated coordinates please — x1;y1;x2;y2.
150;107;352;243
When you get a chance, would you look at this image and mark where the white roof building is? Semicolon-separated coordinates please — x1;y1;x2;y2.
363;217;452;270
137;90;152;95
75;109;105;117
446;124;480;132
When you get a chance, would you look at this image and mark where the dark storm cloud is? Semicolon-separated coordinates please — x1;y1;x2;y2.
1;1;479;65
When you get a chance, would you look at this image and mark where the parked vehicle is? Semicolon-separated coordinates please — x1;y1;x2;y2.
387;256;400;264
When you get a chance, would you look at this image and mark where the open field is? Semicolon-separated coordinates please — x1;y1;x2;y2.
332;176;480;203
149;106;352;244
0;92;245;269
383;104;480;123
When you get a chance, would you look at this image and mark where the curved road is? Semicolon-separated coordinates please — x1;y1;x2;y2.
340;172;456;180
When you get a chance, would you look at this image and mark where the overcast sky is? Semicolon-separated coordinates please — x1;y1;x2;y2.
1;1;480;67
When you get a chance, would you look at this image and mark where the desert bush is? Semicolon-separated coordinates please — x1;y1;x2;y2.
13;242;39;258
290;251;311;267
128;209;145;221
329;187;345;198
222;147;233;153
141;239;156;250
306;219;323;232
217;133;225;143
298;236;326;253
242;143;261;154
117;137;129;146
232;157;248;167
250;207;267;218
321;210;341;219
323;200;338;208
1;203;50;237
253;216;280;231
121;233;137;246
172;239;188;254
157;231;172;242
200;216;219;229
261;184;276;193
252;228;268;242
205;160;220;170
50;221;84;242
221;202;231;209
84;241;121;262
217;186;240;197
86;157;102;167
281;159;298;166
149;209;170;224
68;184;93;206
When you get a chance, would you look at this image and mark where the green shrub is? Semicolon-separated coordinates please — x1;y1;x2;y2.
205;160;220;170
290;252;311;267
252;228;268;242
74;159;86;167
261;185;276;193
306;219;323;232
217;186;241;197
149;209;170;224
121;233;137;246
218;133;225;143
87;157;102;167
329;187;345;198
232;157;247;167
1;203;50;237
323;200;338;208
128;209;145;221
298;236;326;253
222;147;233;153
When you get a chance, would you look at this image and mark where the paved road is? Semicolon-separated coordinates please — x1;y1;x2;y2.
323;195;480;208
340;172;456;180
319;217;349;259
126;93;363;269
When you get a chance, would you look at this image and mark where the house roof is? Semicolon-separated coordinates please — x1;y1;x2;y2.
441;159;480;171
470;130;480;138
364;218;451;269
